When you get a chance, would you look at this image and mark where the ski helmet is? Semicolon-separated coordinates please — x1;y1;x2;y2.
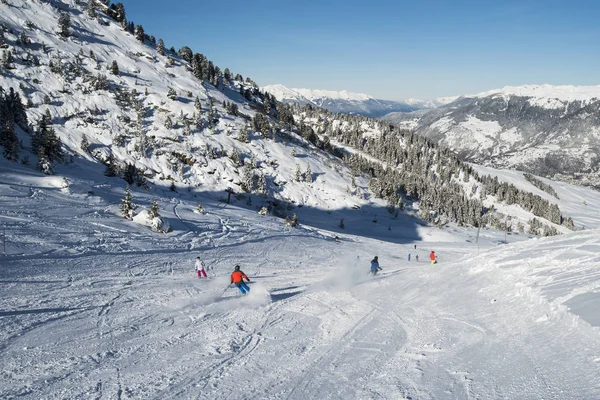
234;265;240;271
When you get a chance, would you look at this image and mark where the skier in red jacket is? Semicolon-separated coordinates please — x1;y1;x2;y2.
230;265;251;294
430;251;436;264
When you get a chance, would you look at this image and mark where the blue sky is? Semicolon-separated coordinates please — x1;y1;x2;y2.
123;0;599;100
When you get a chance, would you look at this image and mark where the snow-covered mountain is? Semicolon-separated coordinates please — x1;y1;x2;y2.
403;95;461;109
383;84;600;185
0;0;576;237
263;84;428;117
2;2;600;398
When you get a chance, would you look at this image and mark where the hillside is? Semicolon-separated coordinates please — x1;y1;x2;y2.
382;85;600;186
0;0;398;226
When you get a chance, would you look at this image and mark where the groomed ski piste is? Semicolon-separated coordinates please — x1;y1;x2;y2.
1;159;600;400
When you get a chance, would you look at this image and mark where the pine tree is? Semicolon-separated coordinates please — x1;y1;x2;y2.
237;124;249;143
134;25;145;43
87;0;97;19
58;12;71;38
110;60;119;75
167;87;177;100
157;38;165;56
240;164;255;193
104;153;118;177
80;134;89;152
295;164;302;182
2;50;14;69
164;115;173;129
149;199;160;218
169;180;176;192
120;185;134;219
257;173;267;195
305;164;312;183
1;121;19;161
37;148;53;174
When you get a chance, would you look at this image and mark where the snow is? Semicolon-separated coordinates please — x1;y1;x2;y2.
263;85;374;102
404;95;462;108
265;84;460;109
1;2;600;398
476;84;600;109
2;153;600;399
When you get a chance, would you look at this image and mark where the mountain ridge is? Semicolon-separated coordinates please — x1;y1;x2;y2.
263;84;457;117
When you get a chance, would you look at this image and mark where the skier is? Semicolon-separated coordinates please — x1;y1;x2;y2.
195;256;207;279
430;251;436;264
408;253;411;261
416;254;419;262
230;265;251;294
370;256;382;275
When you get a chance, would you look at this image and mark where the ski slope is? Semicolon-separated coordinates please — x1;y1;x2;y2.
1;160;600;399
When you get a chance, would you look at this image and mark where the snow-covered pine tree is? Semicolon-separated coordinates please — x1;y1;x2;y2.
157;38;165;56
134;25;145;43
167;87;177;100
58;12;71;38
110;60;119;75
149;199;160;218
305;164;312;183
87;0;97;19
237;124;249;143
80;134;89;152
104;153;118;177
120;185;134;219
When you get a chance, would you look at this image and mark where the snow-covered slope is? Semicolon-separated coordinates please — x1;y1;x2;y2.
1;156;600;399
404;95;461;109
263;84;423;117
0;0;387;219
386;84;600;184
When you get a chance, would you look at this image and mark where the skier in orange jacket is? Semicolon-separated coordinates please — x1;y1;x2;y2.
230;265;251;294
430;251;436;264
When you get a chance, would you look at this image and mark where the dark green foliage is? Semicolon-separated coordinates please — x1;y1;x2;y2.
110;60;119;75
134;25;145;42
104;153;119;177
120;185;134;219
149;199;160;218
58;12;71;38
157;38;165;56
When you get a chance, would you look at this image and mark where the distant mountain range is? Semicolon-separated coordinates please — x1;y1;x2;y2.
382;84;600;184
262;84;457;118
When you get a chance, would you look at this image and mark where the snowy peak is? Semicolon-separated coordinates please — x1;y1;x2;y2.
263;85;374;103
293;88;374;102
404;96;462;109
475;84;600;106
263;84;425;117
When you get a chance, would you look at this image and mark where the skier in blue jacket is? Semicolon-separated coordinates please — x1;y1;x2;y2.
370;256;382;275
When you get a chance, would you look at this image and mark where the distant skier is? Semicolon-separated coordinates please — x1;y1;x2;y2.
408;253;411;261
370;256;382;275
416;254;419;262
414;244;417;250
230;265;251;294
430;251;436;264
195;256;207;279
